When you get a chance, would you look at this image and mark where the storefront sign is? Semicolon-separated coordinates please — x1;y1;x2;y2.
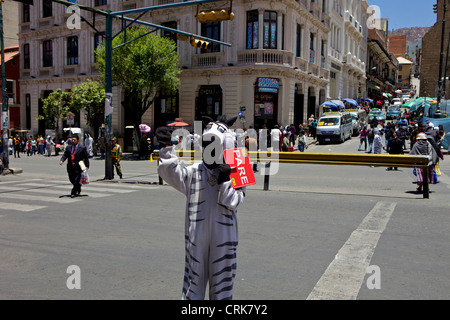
257;77;279;89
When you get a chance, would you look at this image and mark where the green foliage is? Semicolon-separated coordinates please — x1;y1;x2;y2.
70;79;105;132
95;26;181;125
39;80;105;137
39;89;71;131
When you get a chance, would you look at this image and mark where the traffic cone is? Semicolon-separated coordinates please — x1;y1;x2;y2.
149;154;153;162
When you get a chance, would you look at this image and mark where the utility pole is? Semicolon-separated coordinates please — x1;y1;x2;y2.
0;0;9;169
104;12;113;180
436;0;447;118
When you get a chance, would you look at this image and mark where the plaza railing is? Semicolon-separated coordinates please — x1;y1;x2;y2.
153;150;431;199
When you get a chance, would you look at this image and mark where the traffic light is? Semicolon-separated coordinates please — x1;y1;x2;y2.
190;38;210;49
434;3;438;13
196;9;235;23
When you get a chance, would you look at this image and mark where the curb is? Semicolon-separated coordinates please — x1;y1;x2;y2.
1;167;23;175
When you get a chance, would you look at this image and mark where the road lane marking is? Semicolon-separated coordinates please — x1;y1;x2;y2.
0;201;47;212
307;201;397;300
0;192;79;203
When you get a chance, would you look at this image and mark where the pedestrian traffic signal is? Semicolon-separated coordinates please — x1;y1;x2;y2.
196;9;235;23
190;38;210;50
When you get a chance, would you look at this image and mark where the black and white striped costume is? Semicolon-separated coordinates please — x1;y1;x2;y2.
158;119;246;300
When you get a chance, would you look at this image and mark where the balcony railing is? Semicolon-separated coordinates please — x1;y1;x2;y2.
295;57;308;73
237;49;293;66
192;52;224;68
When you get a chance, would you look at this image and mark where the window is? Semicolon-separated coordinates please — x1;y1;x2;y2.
201;22;220;53
162;21;178;51
321;39;326;67
263;11;277;49
94;32;105;62
95;0;107;6
23;4;30;23
246;10;259;49
43;40;53;67
42;0;52;18
23;44;30;69
309;33;315;63
67;36;79;65
296;24;302;57
26;94;31;130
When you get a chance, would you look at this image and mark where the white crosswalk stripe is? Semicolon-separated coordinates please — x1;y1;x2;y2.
0;201;47;212
0;180;158;214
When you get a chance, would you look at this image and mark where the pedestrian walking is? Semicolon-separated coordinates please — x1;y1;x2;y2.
270;125;282;151
311;117;318;139
46;135;53;157
85;133;94;158
410;132;438;193
111;137;123;179
13;135;20;158
282;132;289;152
307;114;314;137
373;129;383;154
358;126;368;151
59;134;90;197
297;130;307;152
387;131;404;171
366;127;374;153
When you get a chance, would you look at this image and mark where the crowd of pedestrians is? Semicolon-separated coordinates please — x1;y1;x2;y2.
6;133;95;158
357;116;445;192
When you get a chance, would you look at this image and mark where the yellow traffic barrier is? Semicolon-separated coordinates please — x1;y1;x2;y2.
152;150;431;199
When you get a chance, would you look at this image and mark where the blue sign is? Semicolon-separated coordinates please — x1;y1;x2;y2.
257;77;279;89
240;106;246;112
238;112;243;118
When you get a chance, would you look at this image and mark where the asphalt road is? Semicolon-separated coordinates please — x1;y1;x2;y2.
1;136;449;300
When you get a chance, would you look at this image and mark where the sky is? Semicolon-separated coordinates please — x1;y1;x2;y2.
369;0;437;30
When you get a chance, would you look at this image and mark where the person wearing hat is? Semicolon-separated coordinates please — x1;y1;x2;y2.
111;137;123;179
410;132;439;192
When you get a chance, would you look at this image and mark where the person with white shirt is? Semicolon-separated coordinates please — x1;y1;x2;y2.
270;125;282;151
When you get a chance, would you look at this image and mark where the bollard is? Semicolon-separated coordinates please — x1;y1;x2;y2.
422;165;429;199
263;162;271;191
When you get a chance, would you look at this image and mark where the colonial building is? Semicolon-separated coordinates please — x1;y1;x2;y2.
17;0;331;148
421;0;450;100
366;19;398;104
327;0;368;101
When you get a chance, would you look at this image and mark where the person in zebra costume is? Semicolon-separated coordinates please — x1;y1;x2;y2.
156;116;246;300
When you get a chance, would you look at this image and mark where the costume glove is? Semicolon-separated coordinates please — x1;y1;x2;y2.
155;127;173;147
217;163;231;184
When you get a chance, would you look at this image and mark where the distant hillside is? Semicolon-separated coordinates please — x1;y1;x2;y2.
390;27;431;43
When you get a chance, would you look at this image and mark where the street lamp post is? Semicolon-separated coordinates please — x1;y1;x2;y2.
0;0;9;169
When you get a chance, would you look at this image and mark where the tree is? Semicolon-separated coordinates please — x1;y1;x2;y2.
70;79;105;139
38;88;71;139
95;26;181;150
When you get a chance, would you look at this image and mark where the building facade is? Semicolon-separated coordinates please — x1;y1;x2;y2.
327;0;368;101
0;45;20;131
366;19;398;104
421;0;450;100
18;0;331;145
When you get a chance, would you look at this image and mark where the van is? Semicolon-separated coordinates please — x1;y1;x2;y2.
347;108;368;135
316;112;353;144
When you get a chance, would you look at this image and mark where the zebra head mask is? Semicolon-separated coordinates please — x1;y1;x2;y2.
201;116;237;170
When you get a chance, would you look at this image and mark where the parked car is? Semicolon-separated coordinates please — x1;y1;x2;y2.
386;106;401;120
368;108;386;123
